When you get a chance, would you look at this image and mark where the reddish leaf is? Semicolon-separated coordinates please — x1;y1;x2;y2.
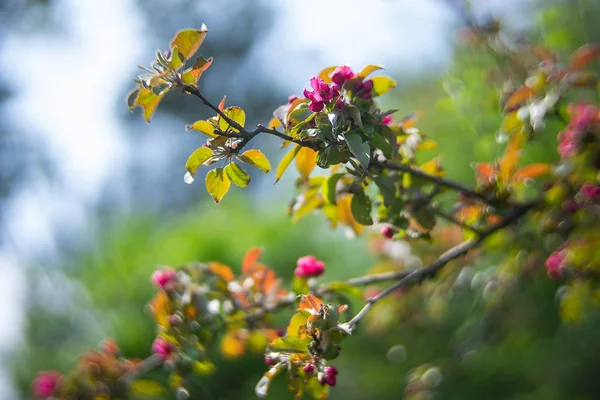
568;44;600;71
503;86;533;112
208;262;235;282
475;163;496;183
512;163;551;182
242;247;262;274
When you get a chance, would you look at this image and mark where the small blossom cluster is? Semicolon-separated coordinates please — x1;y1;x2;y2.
557;103;599;159
294;255;325;278
303;66;375;112
32;371;61;399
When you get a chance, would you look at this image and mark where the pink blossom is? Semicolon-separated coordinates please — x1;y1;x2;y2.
569;103;597;131
294;255;325;278
335;97;344;109
303;77;336;113
331;66;355;85
325;365;338;377
32;371;61;398
545;251;565;279
303;363;315;373
152;337;174;360
580;183;600;201
382;115;393;126
151;268;177;289
558;140;578;159
381;225;395;239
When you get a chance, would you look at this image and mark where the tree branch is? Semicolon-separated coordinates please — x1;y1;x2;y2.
342;199;538;331
371;159;491;203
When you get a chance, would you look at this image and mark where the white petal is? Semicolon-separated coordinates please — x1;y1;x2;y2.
184;171;194;184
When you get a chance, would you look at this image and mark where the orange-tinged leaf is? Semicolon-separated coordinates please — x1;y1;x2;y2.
512;163;551;182
242;247;262;274
568;44;600;71
531;45;557;63
181;56;213;85
503;86;533;112
208;262;235;282
295;147;318;180
187;120;217;138
400;111;422;130
170;25;208;62
286;98;305;121
218;96;226;111
150;291;171;329
337;194;364;235
357;64;383;79
220;330;246;359
475;163;497;183
317;66;337;84
269;116;282;129
276;145;301;183
499;131;523;183
298;294;324;312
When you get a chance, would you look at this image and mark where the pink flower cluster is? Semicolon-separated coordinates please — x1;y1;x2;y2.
32;371;61;398
303;66;376;112
318;365;339;386
294;255;325;278
579;183;600;202
557;103;598;159
152;336;174;360
151;268;177;289
545;243;568;279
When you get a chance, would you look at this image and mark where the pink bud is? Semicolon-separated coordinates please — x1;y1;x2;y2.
32;371;61;398
303;363;315;373
362;79;374;92
335;97;344;109
327;375;337;387
275;328;285;337
562;199;580;213
545;251;565;279
151;268;177;289
152;337;174;360
265;355;277;366
326;365;338;377
580;183;600;201
295;256;325;278
381;225;395;239
309;101;325;112
382;115;393;126
331;66;354;85
288;95;299;104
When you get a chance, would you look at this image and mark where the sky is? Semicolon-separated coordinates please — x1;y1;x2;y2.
0;0;530;397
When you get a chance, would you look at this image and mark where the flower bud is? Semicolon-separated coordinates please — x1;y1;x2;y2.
32;371;61;398
294;256;325;278
151;268;177;289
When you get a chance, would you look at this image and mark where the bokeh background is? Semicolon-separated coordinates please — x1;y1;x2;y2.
1;0;599;398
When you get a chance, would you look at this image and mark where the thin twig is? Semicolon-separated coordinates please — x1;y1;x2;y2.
117;354;163;385
434;208;483;235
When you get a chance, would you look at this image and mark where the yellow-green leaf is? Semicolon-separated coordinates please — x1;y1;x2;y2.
218;106;246;133
295;147;318;180
292;189;322;223
225;162;251;187
357;64;383;79
135;88;166;122
193;360;216;376
186;120;217;138
205;168;231;203
317;66;337;84
170;25;208;62
371;76;396;97
181;56;213;85
321;173;344;205
238;149;271;173
276;145;301;183
185;146;213;184
131;379;165;396
287;312;309;336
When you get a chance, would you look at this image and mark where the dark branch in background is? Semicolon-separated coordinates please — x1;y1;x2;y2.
342;199;538;331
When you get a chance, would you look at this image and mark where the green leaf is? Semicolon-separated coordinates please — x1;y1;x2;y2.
306;376;329;399
357;64;383;79
292;278;310;298
218;106;246;133
186;120;217;138
269;336;312;353
372;176;396;207
346;105;363;130
351;189;373;225
327;282;364;299
413;208;436;230
185;146;214;183
170;25;208;62
205;168;231;203
321;173;344;205
345;131;371;170
225;162;251;187
369;132;392;158
238;149;271;173
131;379;165;396
276;145;301;183
287;312;309;336
371;76;396;97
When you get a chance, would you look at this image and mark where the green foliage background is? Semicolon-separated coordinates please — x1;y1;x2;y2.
10;0;600;399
